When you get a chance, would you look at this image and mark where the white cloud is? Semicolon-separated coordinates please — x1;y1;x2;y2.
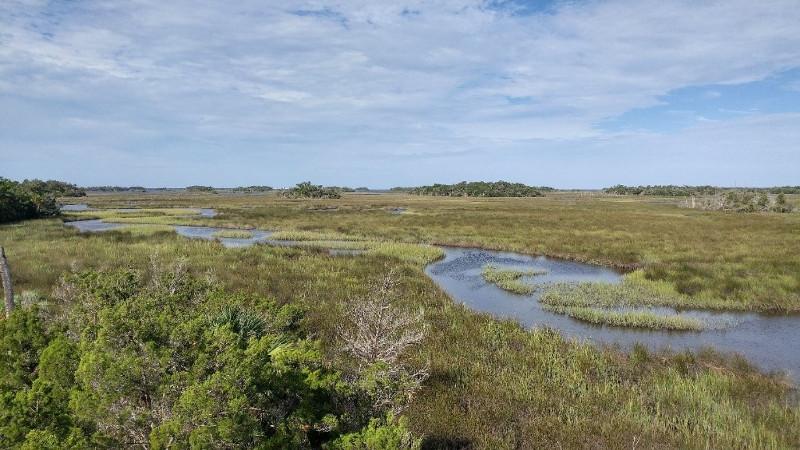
1;0;799;185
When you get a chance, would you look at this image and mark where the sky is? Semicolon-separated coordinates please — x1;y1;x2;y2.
1;0;799;189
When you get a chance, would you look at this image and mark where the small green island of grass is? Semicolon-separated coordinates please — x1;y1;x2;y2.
482;264;547;295
212;229;254;239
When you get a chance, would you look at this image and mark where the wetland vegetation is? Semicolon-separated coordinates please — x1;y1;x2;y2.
481;265;545;295
211;229;254;239
2;188;799;449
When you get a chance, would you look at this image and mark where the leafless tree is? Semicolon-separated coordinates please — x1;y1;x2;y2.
338;270;429;414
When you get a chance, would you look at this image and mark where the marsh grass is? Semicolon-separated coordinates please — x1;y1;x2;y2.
1;218;799;448
542;305;706;330
541;271;741;310
212;229;254;239
117;191;798;312
481;264;545;295
269;230;369;241
64;208;198;219
269;230;443;265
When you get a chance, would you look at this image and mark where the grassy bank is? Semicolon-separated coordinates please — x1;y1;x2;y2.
1;218;799;448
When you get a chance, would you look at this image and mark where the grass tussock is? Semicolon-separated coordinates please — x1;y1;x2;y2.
542;305;706;330
365;242;444;265
481;264;545;295
212;229;254;239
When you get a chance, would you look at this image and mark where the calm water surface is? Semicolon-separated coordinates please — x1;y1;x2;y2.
425;246;800;380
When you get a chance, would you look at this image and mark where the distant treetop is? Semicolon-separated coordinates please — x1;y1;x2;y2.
232;185;274;193
280;181;341;199
406;181;551;197
185;185;216;192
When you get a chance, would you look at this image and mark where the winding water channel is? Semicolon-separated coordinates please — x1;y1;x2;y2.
62;205;800;380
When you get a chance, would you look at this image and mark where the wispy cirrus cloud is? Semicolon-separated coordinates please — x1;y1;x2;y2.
1;0;799;187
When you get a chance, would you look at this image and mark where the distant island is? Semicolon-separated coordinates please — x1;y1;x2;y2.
400;181;553;197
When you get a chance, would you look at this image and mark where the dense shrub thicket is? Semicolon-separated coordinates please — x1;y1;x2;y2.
408;181;550;197
605;184;800;196
0;178;80;223
281;182;342;199
0;265;422;449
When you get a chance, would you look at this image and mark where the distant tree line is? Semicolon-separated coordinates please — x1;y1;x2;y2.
406;181;552;197
185;185;216;192
682;191;793;213
231;185;274;193
604;185;800;196
280;181;342;199
85;186;148;192
1;178;85;223
603;185;720;196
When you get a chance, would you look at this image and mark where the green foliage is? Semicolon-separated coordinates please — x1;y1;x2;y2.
232;185;274;193
186;185;216;192
409;181;550;197
604;184;721;196
1;266;425;448
0;307;51;390
85;185;148;192
281;182;342;199
329;415;421;450
0;177;62;223
19;179;85;198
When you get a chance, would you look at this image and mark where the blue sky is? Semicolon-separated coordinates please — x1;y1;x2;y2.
1;0;799;188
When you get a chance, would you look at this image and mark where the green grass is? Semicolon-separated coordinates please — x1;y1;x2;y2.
212;229;254;239
541;271;739;310
63;208;198;220
9;192;794;448
542;305;706;331
269;230;369;241
481;264;545;295
101;191;797;312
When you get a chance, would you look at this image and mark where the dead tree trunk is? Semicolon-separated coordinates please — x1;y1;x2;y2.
0;246;13;318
